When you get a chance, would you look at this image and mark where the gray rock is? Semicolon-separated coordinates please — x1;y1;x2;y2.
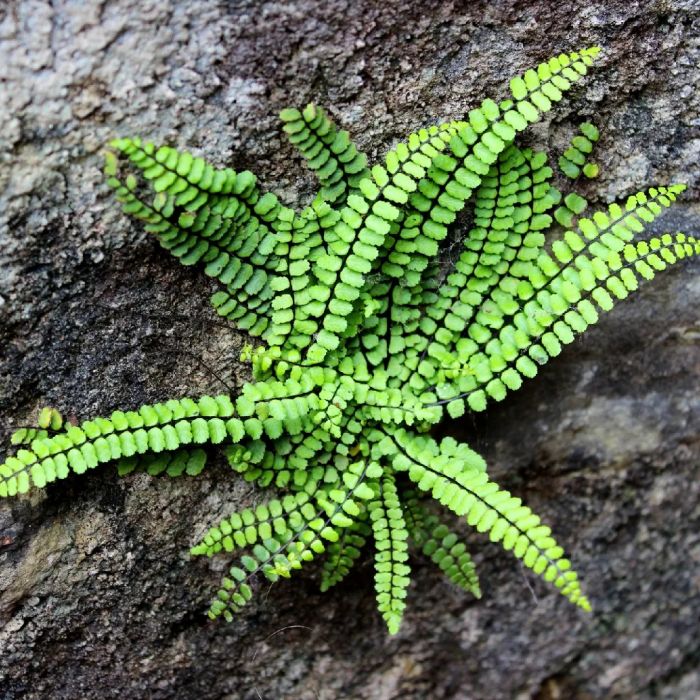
0;0;698;698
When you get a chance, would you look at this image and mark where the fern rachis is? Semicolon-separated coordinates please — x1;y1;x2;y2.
2;46;698;634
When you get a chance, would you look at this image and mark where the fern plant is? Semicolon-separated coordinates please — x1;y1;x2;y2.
2;46;697;634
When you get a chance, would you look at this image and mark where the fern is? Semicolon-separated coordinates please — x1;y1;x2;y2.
2;46;698;634
320;513;371;591
368;473;411;634
280;104;370;206
403;490;481;598
559;121;600;180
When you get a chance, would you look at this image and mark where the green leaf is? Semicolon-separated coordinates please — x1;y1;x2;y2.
565;192;588;214
582;162;599;178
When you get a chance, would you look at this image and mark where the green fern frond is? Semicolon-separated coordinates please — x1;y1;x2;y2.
420;523;481;598
320;512;371;591
0;395;238;496
283;122;464;361
374;48;600;289
205;497;333;621
406;143;560;372
559;121;600;180
281;104;370;205
191;492;315;557
223;425;337;488
105;139;286;338
368;473;411;634
403;491;481;598
553;121;600;225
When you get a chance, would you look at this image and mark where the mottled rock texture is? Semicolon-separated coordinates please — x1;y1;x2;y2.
0;0;698;698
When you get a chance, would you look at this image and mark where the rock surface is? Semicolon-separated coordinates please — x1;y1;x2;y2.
0;0;698;698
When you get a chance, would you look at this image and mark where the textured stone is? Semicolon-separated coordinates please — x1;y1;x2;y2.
0;0;698;698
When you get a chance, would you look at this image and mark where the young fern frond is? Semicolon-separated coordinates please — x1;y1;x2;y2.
320;511;371;591
559;121;600;180
369;473;411;634
403;491;481;598
4;45;697;635
281;104;370;206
